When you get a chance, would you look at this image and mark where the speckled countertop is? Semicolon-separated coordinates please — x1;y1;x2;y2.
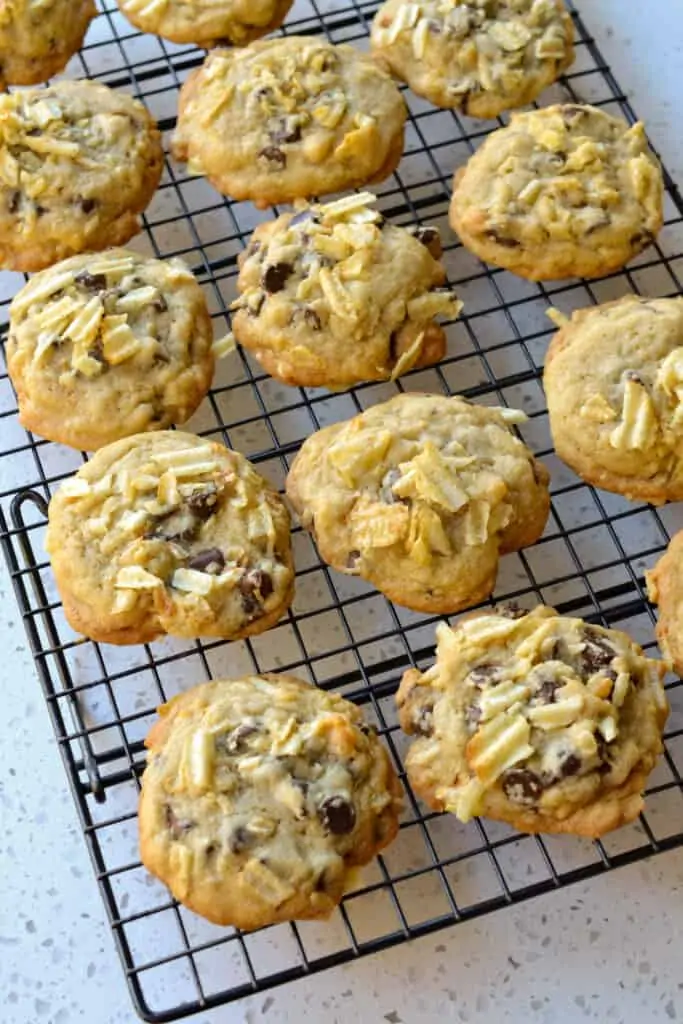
2;2;683;1023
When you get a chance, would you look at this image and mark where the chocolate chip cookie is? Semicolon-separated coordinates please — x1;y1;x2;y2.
46;432;294;645
397;605;669;836
231;193;462;388
449;104;663;280
0;80;164;272
286;393;549;614
139;673;402;929
372;0;574;118
544;295;683;504
0;0;95;87
118;0;292;46
6;249;214;451
171;37;407;208
647;533;683;677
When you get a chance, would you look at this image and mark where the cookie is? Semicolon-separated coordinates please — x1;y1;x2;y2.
231;192;462;388
0;0;95;87
118;0;292;46
139;674;402;929
0;81;164;272
449;104;663;280
544;295;683;504
397;605;669;836
6;249;215;452
646;533;683;677
45;431;294;645
372;0;574;118
286;393;549;614
171;38;407;208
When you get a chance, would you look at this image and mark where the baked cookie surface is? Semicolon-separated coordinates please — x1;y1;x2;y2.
285;393;549;614
647;533;683;677
231;192;462;388
0;0;95;87
372;0;573;117
7;249;214;451
139;674;402;929
0;80;164;272
449;104;663;280
118;0;292;46
397;605;668;836
544;295;683;504
46;431;294;644
171;38;406;208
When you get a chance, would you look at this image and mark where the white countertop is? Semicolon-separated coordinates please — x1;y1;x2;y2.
2;3;683;1022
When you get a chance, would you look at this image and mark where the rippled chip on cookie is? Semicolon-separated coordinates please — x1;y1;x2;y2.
7;249;215;451
171;37;406;207
46;432;294;644
449;104;663;280
231;192;462;388
397;605;668;836
286;393;549;613
139;674;402;929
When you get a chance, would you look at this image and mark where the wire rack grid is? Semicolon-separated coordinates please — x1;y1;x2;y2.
2;1;683;1020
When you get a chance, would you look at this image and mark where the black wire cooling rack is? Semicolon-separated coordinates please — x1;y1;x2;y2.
3;1;683;1020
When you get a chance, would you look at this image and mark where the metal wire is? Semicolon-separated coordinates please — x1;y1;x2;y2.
2;1;683;1020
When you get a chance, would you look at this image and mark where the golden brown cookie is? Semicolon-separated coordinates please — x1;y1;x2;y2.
449;104;663;280
231;192;462;388
0;0;95;87
286;393;549;614
6;249;214;451
171;37;407;208
118;0;292;46
397;605;669;836
544;295;683;504
646;533;683;677
46;432;294;645
372;0;574;117
139;674;402;929
0;81;164;272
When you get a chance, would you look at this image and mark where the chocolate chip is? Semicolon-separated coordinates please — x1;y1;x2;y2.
222;723;259;754
486;229;520;248
239;569;274;614
580;628;615;674
258;145;286;168
269;118;302;145
413;226;442;259
559;753;582;778
466;703;482;730
186;485;220;520
358;721;378;737
467;664;501;687
34;203;46;218
228;826;254;854
497;602;527;619
346;549;361;569
318;795;356;835
630;230;655;249
262;262;293;293
562;105;587;125
427;18;442;33
624;369;644;383
501;768;543;805
8;190;20;214
148;506;202;543
413;703;434;737
187;547;225;574
74;270;107;292
204;843;218;858
81;198;97;214
534;677;560;704
165;804;195;839
154;295;168;313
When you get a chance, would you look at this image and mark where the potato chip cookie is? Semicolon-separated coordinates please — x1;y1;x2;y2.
139;674;402;929
171;38;407;208
397;605;668;836
46;432;294;644
449;104;663;280
372;0;573;118
0;0;95;87
7;249;214;451
286;393;549;614
231;192;462;388
647;533;683;677
0;80;164;272
545;295;683;503
118;0;292;46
